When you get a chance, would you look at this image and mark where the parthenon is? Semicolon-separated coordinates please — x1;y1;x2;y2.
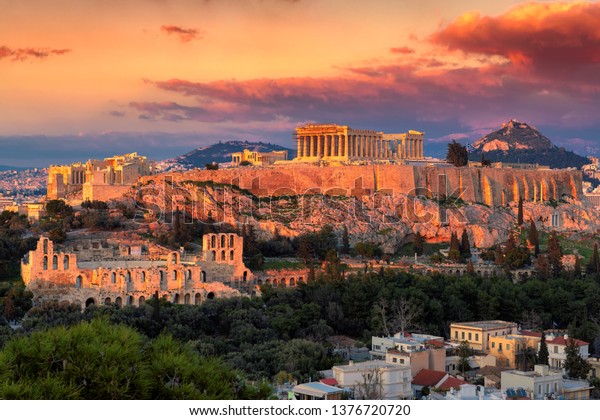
294;124;424;162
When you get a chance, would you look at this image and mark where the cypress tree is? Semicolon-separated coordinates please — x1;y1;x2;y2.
538;331;549;365
460;230;471;260
449;232;461;261
413;232;424;256
342;226;350;255
528;219;540;256
588;243;600;274
574;257;582;279
517;198;524;226
547;230;563;278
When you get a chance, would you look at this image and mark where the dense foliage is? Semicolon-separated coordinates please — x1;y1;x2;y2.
0;318;269;399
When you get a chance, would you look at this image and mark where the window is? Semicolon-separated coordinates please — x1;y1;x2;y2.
492;342;495;348
506;344;510;351
468;332;472;340
229;235;234;247
52;255;58;270
141;271;146;282
220;235;225;248
400;359;404;364
554;345;559;354
172;270;177;281
111;272;116;283
392;358;397;363
64;256;70;270
538;385;542;395
43;256;48;270
455;331;458;339
461;332;465;339
475;333;479;341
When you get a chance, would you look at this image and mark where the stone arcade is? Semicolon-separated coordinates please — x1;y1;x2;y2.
21;233;253;309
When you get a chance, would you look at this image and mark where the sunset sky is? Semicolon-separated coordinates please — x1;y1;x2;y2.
2;0;600;166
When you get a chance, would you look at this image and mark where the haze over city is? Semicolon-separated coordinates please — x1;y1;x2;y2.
2;0;600;166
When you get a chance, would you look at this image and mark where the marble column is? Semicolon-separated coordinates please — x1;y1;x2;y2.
316;135;322;157
343;134;348;158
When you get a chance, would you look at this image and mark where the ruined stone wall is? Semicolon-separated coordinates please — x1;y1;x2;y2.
83;184;132;202
22;236;249;309
141;165;582;206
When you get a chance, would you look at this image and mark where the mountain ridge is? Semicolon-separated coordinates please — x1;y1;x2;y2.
469;120;590;169
157;140;294;172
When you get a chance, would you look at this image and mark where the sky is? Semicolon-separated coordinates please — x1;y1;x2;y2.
1;0;600;166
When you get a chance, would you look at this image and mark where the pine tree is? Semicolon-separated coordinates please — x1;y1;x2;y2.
460;230;471;261
547;230;563;278
538;331;549;365
528;219;540;256
587;243;600;274
517;198;524;226
564;338;592;379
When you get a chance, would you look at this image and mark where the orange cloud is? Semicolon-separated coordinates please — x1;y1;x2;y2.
431;1;600;72
0;45;71;61
160;25;203;43
390;47;414;54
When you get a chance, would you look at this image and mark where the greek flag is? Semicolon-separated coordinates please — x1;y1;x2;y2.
467;143;476;153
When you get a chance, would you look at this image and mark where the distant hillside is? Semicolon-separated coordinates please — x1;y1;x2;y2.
156;140;294;172
469;120;590;169
0;165;30;172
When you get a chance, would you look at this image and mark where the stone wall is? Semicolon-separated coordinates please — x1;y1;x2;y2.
142;165;581;206
21;235;250;309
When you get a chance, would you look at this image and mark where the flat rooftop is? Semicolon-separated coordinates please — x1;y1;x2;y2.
450;320;517;330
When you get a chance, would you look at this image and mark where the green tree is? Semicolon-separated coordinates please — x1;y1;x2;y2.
413;232;424;256
342;226;350;255
446;140;468;167
457;340;473;375
449;232;461;262
587;243;600;275
538;331;549;365
460;230;471;261
546;230;563;278
528;219;540;256
0;318;268;399
517;198;524;226
563;338;592;379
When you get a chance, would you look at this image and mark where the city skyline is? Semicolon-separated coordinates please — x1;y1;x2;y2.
2;0;600;166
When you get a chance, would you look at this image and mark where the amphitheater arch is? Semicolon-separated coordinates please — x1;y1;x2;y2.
64;255;70;270
52;255;58;270
210;235;216;248
75;275;83;289
115;296;122;308
221;250;225;261
220;235;226;248
174;293;180;304
289;278;295;286
229;235;234;247
139;296;145;306
207;292;215;300
104;297;111;305
85;298;96;308
184;293;190;304
194;293;201;305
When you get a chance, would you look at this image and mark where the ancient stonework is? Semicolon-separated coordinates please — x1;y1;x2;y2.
143;164;582;206
21;233;253;309
48;152;155;202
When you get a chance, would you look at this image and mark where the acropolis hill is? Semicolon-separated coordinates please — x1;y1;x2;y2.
142;164;581;207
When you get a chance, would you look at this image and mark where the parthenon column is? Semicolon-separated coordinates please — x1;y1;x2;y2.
420;139;424;158
303;136;308;157
344;134;348;158
316;135;322;157
297;136;302;158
